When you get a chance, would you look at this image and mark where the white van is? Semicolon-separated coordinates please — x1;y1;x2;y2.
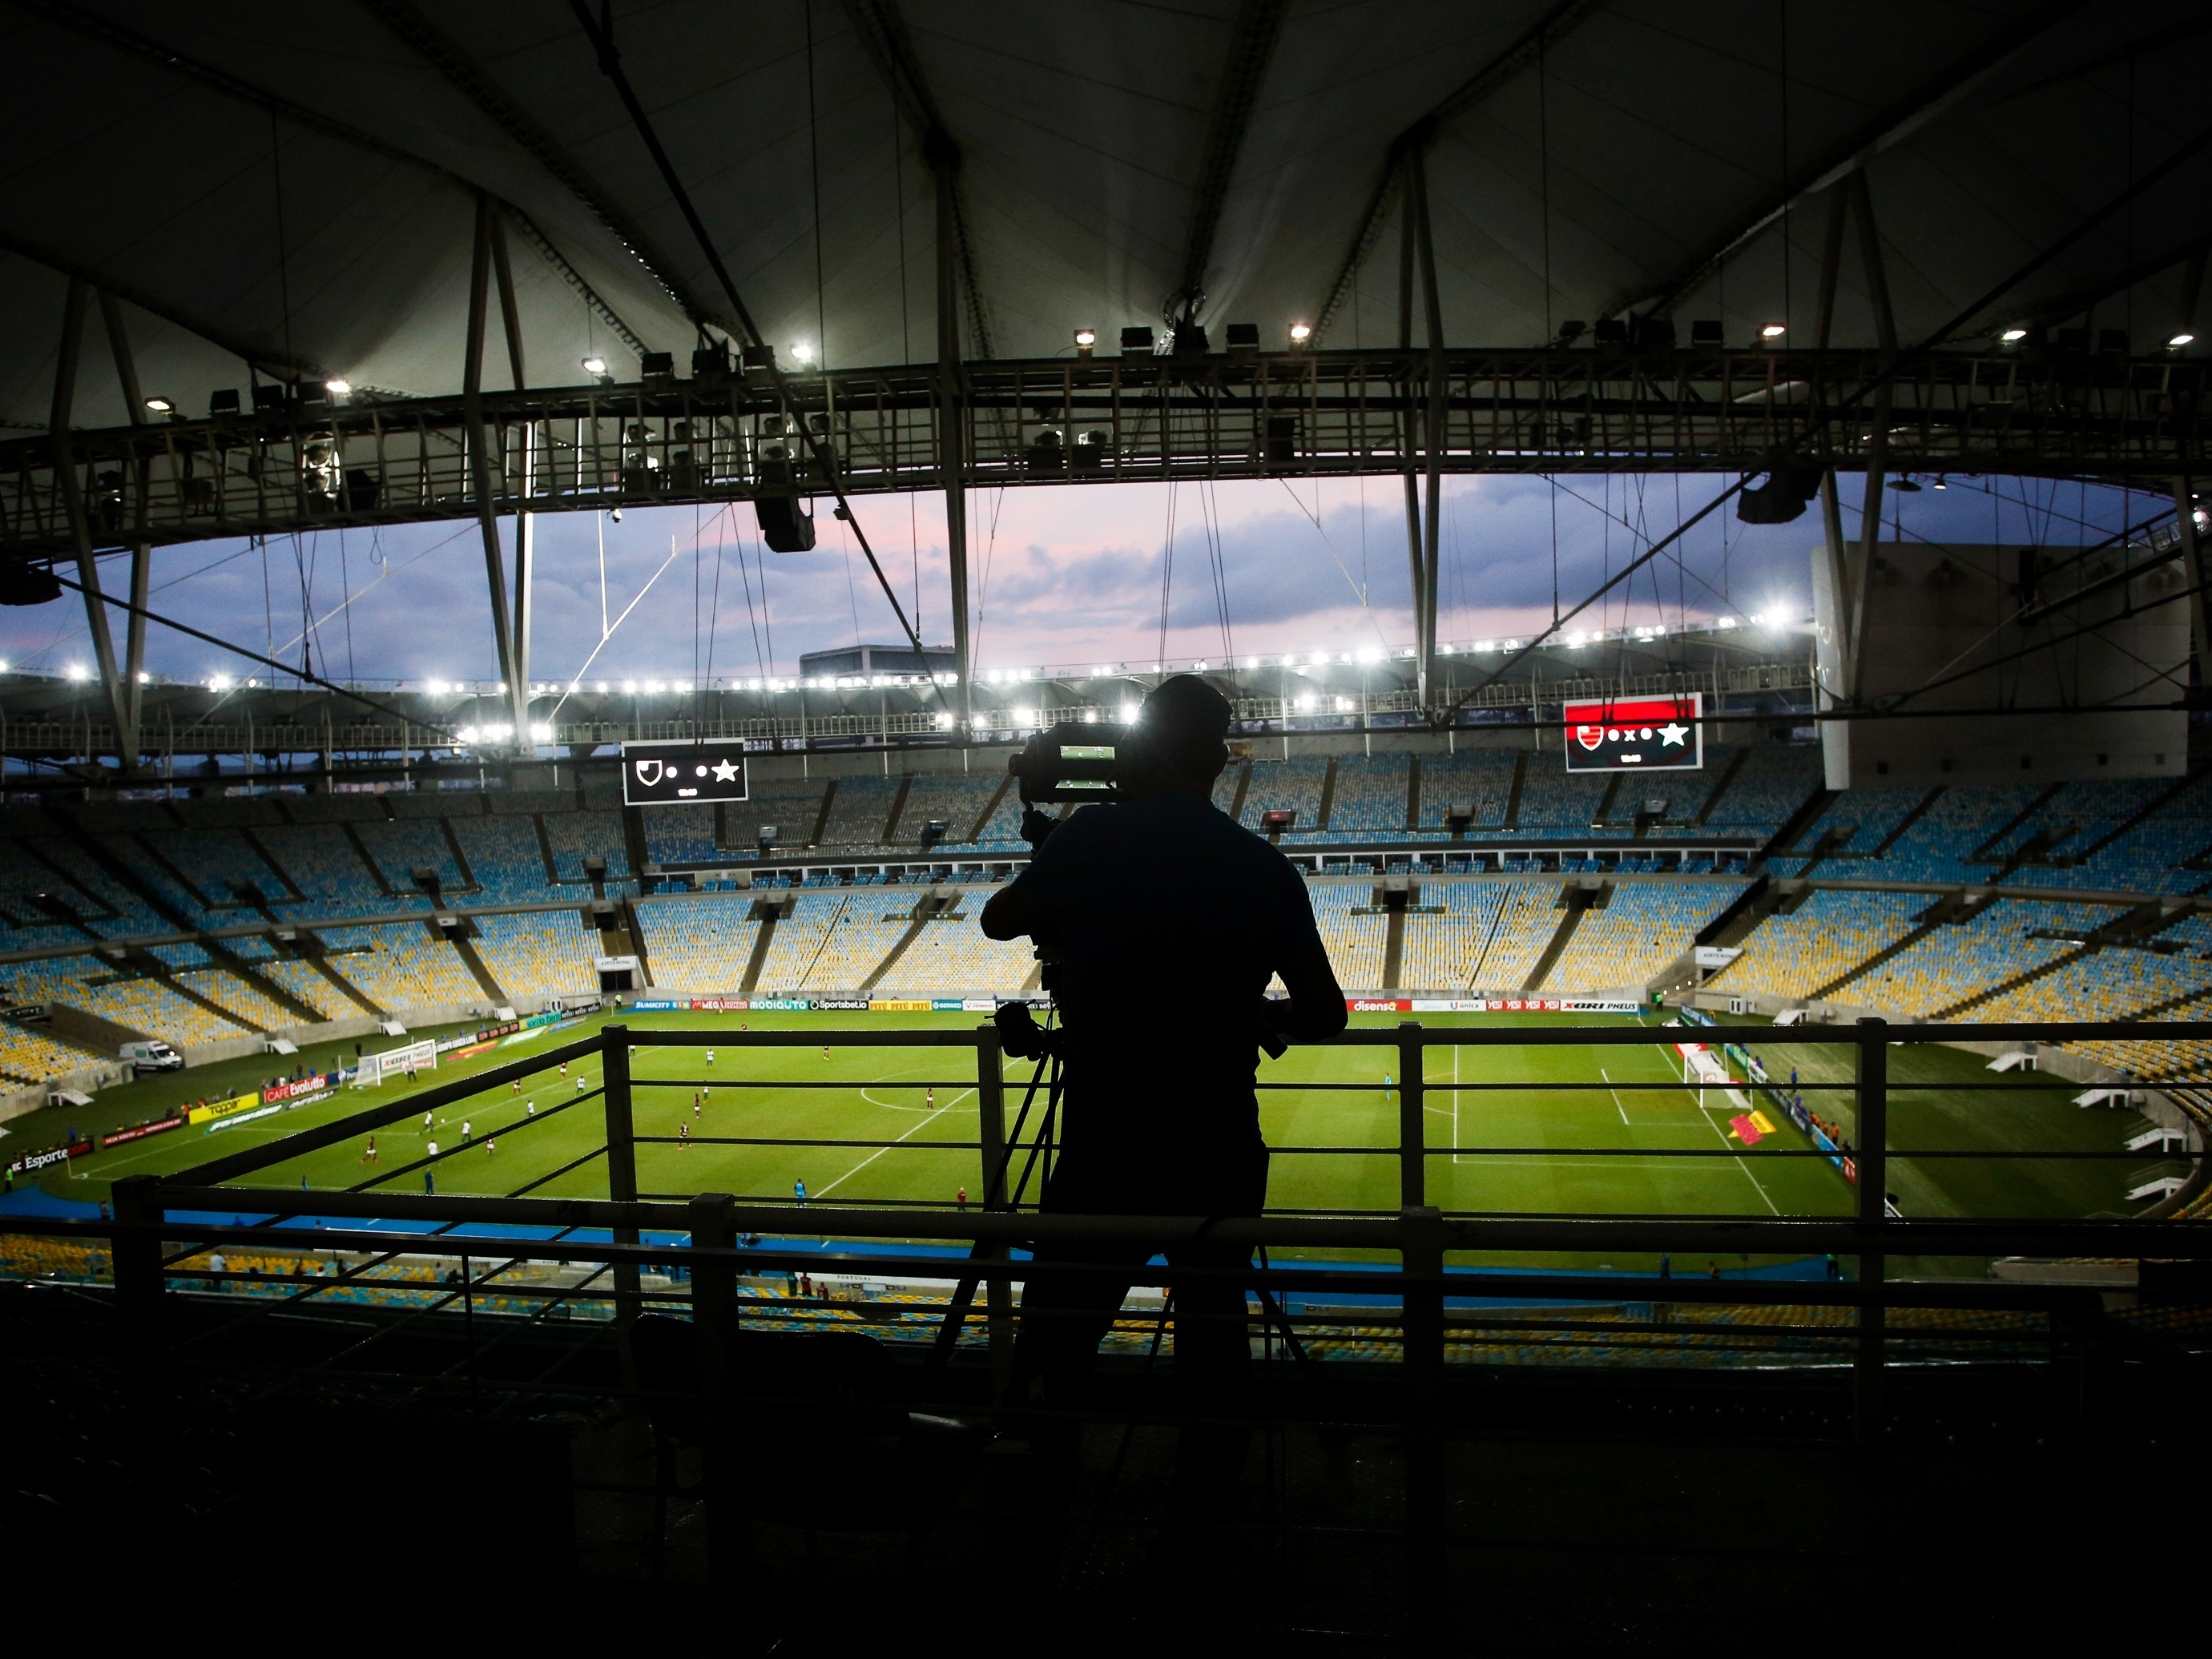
119;1039;184;1073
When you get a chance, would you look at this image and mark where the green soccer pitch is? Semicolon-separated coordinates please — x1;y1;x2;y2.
30;1009;2137;1239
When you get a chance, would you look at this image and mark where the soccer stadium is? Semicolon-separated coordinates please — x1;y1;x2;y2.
2;3;2209;1641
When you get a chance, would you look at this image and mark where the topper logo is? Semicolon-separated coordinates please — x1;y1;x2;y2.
635;759;664;785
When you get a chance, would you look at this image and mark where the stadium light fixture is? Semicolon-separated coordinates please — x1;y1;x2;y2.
135;670;150;684
2000;327;2029;342
2172;332;2198;348
1014;706;1037;727
208;674;231;691
1288;322;1312;346
143;395;175;414
1081;707;1099;724
581;355;608;376
1119;701;1138;723
529;722;554;742
1074;328;1096;358
791;341;816;365
64;662;87;681
324;378;351;397
1932;475;1948;489
1759;323;1787;340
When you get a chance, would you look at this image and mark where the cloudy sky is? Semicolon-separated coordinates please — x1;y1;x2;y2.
0;471;2159;686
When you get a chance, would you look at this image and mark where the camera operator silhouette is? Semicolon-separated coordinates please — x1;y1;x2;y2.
981;674;1347;1535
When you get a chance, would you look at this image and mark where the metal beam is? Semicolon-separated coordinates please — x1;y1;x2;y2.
99;289;151;751
1311;0;1601;344
1412;149;1446;708
1603;0;2087;325
1170;0;1289;326
844;0;993;360
15;0;649;362
1398;187;1424;688
1846;170;1897;705
489;208;534;745
938;163;971;723
461;196;522;735
357;0;721;337
46;280;131;767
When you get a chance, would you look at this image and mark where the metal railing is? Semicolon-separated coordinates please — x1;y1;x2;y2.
4;344;2204;555
8;1015;2210;1626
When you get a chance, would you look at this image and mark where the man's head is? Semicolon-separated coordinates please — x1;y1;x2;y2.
1131;674;1232;794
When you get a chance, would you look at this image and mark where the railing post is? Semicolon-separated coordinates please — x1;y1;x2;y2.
602;1024;641;1329
1854;1016;1888;1446
1397;1021;1425;1210
975;1024;1013;1398
687;1190;747;1576
1400;1202;1446;1639
110;1173;164;1360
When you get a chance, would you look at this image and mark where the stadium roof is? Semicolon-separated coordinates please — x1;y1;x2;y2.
3;0;2207;433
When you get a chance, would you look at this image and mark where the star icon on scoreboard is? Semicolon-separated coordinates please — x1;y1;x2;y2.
711;757;739;782
1658;722;1688;746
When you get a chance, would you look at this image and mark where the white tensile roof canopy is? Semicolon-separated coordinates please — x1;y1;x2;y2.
1;0;2206;432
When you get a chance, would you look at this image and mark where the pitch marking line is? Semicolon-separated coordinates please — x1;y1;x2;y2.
813;1088;976;1199
1687;1082;1780;1216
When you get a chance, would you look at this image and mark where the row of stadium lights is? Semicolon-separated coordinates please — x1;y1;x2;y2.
130;318;2202;419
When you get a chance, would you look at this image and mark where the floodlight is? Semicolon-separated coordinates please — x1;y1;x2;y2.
1118;702;1138;723
2171;332;2198;348
1932;476;1948;489
1074;328;1096;357
1759;323;1787;340
622;680;638;694
143;396;175;414
791;341;816;365
1014;707;1037;727
1288;322;1312;344
135;670;150;684
324;378;352;397
529;722;554;742
64;663;87;681
2000;327;2029;342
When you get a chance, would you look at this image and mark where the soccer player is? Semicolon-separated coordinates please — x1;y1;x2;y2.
361;1136;378;1165
706;1049;715;1066
461;1119;471;1142
422;1110;433;1133
980;674;1346;1524
425;1142;437;1194
575;1076;587;1094
511;1078;521;1094
679;1122;690;1150
794;1177;807;1204
559;1061;568;1078
1383;1070;1394;1101
485;1138;495;1155
956;1184;967;1210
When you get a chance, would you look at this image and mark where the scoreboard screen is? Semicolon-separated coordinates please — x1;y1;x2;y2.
621;739;751;804
1562;692;1702;773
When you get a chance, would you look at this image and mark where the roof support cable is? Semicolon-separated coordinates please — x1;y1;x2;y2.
563;0;940;701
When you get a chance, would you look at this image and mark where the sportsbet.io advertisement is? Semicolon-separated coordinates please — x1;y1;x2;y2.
1562;691;1702;774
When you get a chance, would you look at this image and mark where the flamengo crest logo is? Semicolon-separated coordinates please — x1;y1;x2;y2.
1561;692;1703;774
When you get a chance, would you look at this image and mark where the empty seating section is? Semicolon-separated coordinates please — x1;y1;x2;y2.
2013;775;2212;894
1546;881;1743;993
730;779;828;852
469;911;597;998
1239;758;1329;835
635;899;761;991
356;818;464;894
1508;768;1608;836
1794;787;1928;857
256;824;389;913
0;1017;106;1084
1709;891;1924;1000
1871;784;2041;884
17;837;164;936
643;805;718;866
544;809;628;883
317;924;482;1009
1308;883;1385;989
144;827;292;912
1974;941;2208;1025
1325;756;1408;838
897;774;1001;848
173;968;291;1031
2;956;247;1046
1849;899;2122;1016
793;892;917;988
820;777;903;847
875;908;1037;994
1465;882;1565;989
1396;883;1505;989
452;815;551;902
0;848;99;951
258;958;357;1020
1701;746;1821;836
1417;752;1519;830
751;892;871;993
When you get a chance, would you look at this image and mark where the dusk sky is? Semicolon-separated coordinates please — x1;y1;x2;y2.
0;472;2158;687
